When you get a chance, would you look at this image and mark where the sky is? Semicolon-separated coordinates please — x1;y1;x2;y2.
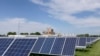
0;0;100;35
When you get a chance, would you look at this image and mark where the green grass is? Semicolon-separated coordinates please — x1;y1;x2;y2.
75;40;100;56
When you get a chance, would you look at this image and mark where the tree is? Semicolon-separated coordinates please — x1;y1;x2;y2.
90;35;99;37
84;34;89;37
20;33;29;35
24;33;29;35
35;32;41;35
20;33;24;35
7;32;16;35
30;33;35;35
77;34;89;37
30;32;41;35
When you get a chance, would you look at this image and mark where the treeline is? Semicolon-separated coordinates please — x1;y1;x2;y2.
77;34;100;37
0;32;41;36
0;34;7;37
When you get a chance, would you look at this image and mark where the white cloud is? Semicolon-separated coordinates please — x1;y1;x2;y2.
0;18;52;34
31;0;100;27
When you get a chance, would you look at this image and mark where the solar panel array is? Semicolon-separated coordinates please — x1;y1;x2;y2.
31;37;77;56
86;37;98;45
76;37;99;49
0;37;99;56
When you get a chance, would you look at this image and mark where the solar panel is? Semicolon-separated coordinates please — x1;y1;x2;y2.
87;37;91;43
3;39;36;56
50;38;65;55
0;38;13;56
32;38;45;53
31;37;76;56
91;37;96;42
62;38;76;56
78;38;86;46
0;37;79;56
40;38;55;54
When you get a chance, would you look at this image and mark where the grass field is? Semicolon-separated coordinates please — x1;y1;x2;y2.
75;40;100;56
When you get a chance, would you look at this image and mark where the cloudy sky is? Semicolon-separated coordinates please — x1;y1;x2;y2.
0;0;100;34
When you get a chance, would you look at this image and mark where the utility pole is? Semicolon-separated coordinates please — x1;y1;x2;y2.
18;21;20;36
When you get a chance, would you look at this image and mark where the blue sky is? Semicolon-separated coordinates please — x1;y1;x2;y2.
0;0;100;35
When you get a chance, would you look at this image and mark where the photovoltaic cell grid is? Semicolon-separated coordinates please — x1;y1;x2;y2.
87;38;91;43
4;39;36;56
50;38;65;55
32;38;45;53
62;38;76;56
78;38;86;46
31;37;77;56
0;38;13;56
40;38;55;54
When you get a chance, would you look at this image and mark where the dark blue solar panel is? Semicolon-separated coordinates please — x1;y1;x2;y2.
40;38;55;54
50;38;65;55
62;38;76;56
87;38;91;42
0;38;13;56
4;39;36;56
79;38;86;46
91;37;96;42
32;38;45;53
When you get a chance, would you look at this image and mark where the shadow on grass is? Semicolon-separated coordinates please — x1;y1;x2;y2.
30;53;58;56
75;49;90;56
76;48;90;52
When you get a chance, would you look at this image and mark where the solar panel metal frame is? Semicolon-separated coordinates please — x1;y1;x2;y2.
76;37;79;46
